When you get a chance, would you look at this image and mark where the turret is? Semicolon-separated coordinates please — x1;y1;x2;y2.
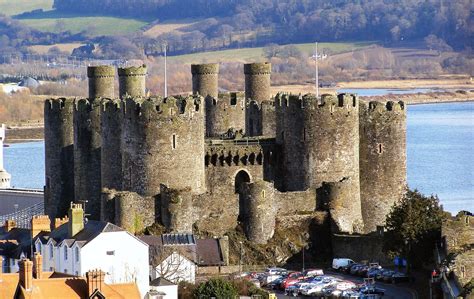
118;65;147;98
44;98;75;219
205;92;245;137
87;66;115;99
121;95;205;196
74;98;102;220
244;62;272;136
191;63;219;99
359;100;406;233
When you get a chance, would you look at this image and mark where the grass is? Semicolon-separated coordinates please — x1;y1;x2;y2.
18;16;147;36
29;43;85;54
143;18;201;37
169;42;371;64
0;0;53;16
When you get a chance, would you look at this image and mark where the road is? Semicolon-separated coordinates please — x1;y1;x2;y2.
270;271;417;299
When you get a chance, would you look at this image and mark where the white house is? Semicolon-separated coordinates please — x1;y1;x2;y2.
148;277;178;299
34;203;149;298
152;251;196;284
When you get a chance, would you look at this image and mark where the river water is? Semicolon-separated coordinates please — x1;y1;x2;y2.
3;102;473;215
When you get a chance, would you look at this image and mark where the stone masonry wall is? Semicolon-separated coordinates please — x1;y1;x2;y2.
118;65;147;98
206;92;246;137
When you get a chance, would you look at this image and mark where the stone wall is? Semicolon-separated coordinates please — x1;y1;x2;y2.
87;66;115;99
191;63;219;99
101;99;122;193
73;98;102;220
331;233;390;265
44;98;75;219
206;92;245;137
359;100;406;233
118;65;147;98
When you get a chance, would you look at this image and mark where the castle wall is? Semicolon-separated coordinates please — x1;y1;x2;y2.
100;99;122;194
73;98;102;220
121;96;205;197
331;233;390;265
44;98;75;219
191;63;219;99
359;101;406;233
206;92;245;137
276;189;317;216
118;65;147;98
87;66;115;99
245;101;276;137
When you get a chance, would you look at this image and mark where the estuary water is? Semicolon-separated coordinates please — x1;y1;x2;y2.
3;102;473;214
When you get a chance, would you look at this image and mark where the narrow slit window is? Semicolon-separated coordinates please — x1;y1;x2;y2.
172;134;177;149
378;143;383;154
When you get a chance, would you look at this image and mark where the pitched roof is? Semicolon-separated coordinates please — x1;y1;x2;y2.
162;233;196;246
196;239;223;266
150;277;176;287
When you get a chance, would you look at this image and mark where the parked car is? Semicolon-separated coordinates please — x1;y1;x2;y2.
265;267;287;276
359;285;385;296
333;258;355;271
380;270;396;282
304;268;324;277
357;265;370;277
350;264;364;275
391;271;411;283
367;268;384;279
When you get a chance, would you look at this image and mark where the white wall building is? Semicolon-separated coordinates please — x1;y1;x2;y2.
152;251;196;284
0;124;11;189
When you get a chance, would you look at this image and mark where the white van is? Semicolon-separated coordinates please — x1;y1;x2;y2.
332;258;355;270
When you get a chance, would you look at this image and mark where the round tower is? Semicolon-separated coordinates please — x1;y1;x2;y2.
73;98;102;220
44;98;75;219
241;180;276;244
359;100;406;233
0;124;11;189
160;185;195;233
121;95;205;196
87;66;115;99
244;62;271;103
191;63;219;99
206;92;245;137
118;65;147;98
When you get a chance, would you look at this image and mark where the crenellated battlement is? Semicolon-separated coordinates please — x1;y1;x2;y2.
208;92;245;107
45;97;75;111
205;144;263;167
87;65;115;78
101;98;121;112
123;95;203;120
74;98;93;112
367;100;405;113
244;62;271;75
191;63;219;75
117;64;147;77
274;93;358;111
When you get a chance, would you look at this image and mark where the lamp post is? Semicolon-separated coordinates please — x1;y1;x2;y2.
239;241;243;275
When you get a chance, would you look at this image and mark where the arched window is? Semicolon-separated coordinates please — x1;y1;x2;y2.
75;247;80;262
64;246;68;260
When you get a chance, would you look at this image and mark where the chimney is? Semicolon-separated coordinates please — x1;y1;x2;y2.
33;252;43;279
68;203;84;238
4;219;16;232
19;259;33;291
0;255;3;274
54;216;69;229
86;269;106;296
31;215;51;238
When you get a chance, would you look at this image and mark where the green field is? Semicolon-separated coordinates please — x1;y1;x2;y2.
18;16;148;36
0;0;53;16
170;42;371;64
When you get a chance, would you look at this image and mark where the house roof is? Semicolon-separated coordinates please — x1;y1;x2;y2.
196;239;223;266
162;233;196;246
38;220;124;248
0;228;33;259
150;277;176;287
18;77;40;88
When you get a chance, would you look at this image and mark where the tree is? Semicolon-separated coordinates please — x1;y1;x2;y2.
194;278;238;298
383;189;445;271
424;34;453;54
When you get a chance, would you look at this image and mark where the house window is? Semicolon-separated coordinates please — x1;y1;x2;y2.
106;251;115;256
75;247;79;262
50;245;54;259
36;243;41;253
64;247;68;260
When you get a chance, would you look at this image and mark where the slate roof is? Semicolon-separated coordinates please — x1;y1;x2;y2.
150;277;176;287
0;227;33;259
162;233;196;245
196;239;224;266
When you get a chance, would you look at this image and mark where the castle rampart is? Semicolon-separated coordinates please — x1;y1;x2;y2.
44;98;75;219
359;100;406;232
205;92;245;137
118;65;147;98
73;98;102;220
87;66;115;99
191;63;219;99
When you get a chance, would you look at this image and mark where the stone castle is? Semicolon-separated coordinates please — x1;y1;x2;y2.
44;62;406;245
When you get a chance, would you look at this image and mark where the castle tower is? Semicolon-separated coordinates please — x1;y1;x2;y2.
121;96;205;197
44;98;75;219
118;65;147;98
244;62;272;136
87;65;115;99
0;124;11;188
160;185;195;233
191;63;219;99
100;99;122;221
276;93;363;233
206;92;245;137
74;98;102;220
241;180;276;244
359;101;407;232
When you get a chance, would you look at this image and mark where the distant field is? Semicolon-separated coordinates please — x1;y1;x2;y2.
0;0;53;16
29;43;85;54
18;16;147;36
144;19;200;37
169;42;371;64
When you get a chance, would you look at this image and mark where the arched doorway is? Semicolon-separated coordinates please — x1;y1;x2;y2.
235;170;251;222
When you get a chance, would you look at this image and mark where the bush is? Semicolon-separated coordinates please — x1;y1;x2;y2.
194;278;238;298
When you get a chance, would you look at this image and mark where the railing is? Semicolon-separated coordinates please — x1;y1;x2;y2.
0;202;45;228
207;137;275;146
